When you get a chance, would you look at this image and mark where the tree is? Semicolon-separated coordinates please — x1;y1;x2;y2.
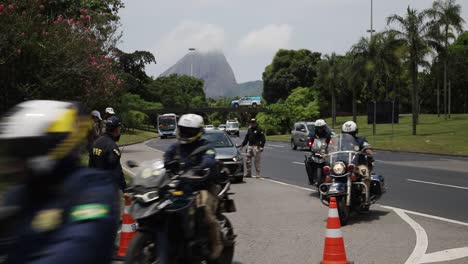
448;31;468;113
147;74;206;108
262;49;321;103
427;0;465;119
387;7;432;135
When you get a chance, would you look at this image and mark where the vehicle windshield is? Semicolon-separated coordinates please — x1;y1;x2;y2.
326;134;360;165
311;138;327;153
226;123;239;128
158;116;176;130
307;125;314;131
202;133;234;148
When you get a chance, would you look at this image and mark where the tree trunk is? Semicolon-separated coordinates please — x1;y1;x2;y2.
448;80;451;119
437;80;440;117
464;85;467;114
330;83;336;129
369;80;376;136
352;84;357;122
411;61;418;135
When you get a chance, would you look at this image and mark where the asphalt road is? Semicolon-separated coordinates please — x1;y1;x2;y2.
147;131;468;223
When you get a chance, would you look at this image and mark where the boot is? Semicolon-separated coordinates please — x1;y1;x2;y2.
209;223;224;259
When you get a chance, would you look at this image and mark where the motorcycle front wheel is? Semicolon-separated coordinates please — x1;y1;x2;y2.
336;196;350;226
124;232;159;264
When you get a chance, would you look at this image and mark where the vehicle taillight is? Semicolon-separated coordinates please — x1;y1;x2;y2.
323;166;330;174
307;139;313;147
350;174;357;181
325;176;332;183
347;164;355;173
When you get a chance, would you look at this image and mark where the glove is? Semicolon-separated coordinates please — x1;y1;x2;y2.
258;147;264;152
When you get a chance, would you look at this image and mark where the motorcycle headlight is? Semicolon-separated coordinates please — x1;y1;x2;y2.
332;162;346;175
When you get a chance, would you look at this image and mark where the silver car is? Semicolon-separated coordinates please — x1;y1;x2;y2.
291;121;315;150
202;130;244;183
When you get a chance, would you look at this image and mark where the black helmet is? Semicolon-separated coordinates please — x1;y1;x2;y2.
106;116;122;132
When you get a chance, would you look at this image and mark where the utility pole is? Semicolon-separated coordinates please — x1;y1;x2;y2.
367;0;376;144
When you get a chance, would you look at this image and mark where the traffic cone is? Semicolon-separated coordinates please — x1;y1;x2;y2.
115;198;138;260
320;197;353;264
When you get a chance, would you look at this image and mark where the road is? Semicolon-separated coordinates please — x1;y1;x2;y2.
144;132;468;263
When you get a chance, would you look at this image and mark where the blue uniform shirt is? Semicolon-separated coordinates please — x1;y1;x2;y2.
0;167;120;264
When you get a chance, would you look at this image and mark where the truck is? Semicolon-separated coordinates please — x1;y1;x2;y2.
225;120;240;137
230;96;262;108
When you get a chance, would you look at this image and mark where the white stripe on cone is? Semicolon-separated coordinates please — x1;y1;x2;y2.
325;228;343;238
328;208;339;218
121;223;138;233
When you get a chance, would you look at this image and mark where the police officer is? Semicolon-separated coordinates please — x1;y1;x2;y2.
310;119;333;144
164;114;226;260
103;107;115;121
89;115;126;192
87;110;105;156
241;118;266;178
0;100;119;264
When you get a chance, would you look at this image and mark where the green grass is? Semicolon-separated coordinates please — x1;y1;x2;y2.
267;114;468;156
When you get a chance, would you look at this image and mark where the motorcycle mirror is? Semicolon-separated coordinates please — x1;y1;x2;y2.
126;160;139;168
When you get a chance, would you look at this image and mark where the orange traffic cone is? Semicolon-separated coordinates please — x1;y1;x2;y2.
321;197;353;264
115;198;138;260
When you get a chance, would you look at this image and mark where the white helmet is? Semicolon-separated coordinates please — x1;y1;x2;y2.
315;119;326;128
342;121;358;134
177;114;204;144
91;110;102;120
105;107;115;115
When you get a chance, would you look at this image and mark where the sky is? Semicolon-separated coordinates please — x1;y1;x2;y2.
118;0;468;83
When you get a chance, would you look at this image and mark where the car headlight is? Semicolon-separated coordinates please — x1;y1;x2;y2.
233;154;243;162
332;162;346;175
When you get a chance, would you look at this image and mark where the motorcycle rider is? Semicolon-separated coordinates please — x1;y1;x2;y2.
89;115;126;192
310;119;332;144
164;114;225;260
341;121;374;196
0;100;120;264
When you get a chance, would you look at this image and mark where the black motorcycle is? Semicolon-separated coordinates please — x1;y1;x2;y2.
304;138;328;188
318;134;386;225
124;160;236;264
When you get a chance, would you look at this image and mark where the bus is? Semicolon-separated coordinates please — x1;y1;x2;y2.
157;113;177;139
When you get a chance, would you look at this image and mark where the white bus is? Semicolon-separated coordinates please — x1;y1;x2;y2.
157;113;177;139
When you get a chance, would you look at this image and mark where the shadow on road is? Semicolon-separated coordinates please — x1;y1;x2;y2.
346;209;390;226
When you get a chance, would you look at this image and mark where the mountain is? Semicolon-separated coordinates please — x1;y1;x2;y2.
160;51;239;98
238;80;263;97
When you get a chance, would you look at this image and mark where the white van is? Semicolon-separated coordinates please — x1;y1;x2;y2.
225;120;240;137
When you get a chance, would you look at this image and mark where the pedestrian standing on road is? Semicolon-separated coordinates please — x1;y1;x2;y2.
89;115;127;193
241;118;266;178
0;100;119;264
87;110;105;156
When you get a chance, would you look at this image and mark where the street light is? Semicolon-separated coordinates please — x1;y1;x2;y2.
368;0;377;144
188;48;196;77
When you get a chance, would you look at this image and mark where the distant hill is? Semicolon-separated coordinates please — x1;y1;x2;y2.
225;80;263;98
160;51;239;98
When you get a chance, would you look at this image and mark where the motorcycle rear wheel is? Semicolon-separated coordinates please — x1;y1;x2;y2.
124;232;159;264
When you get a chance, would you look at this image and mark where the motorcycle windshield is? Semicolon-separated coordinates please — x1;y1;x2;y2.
326;134;360;165
131;160;172;188
311;138;327;153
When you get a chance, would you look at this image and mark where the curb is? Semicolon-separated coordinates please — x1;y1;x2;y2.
118;136;159;147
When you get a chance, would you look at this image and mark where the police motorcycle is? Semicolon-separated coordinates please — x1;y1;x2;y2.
304;137;328;188
123;159;236;264
318;134;386;225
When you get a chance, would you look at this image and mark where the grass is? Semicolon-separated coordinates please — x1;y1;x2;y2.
267;114;468;156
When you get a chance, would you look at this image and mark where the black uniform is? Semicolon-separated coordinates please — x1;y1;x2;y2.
310;126;333;144
89;134;126;191
241;126;266;148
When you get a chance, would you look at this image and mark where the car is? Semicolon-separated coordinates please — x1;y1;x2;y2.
291;121;315;150
225;120;240;137
202;130;244;183
230;96;262;108
204;125;215;130
218;124;227;131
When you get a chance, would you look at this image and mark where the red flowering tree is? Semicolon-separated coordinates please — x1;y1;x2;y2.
0;0;125;112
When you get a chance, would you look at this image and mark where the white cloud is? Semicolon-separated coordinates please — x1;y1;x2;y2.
238;24;293;55
151;20;225;76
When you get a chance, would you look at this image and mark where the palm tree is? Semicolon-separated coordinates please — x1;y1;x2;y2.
427;0;465;120
316;53;341;128
387;7;432;135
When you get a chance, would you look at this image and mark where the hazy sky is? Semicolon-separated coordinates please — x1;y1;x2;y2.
118;0;468;83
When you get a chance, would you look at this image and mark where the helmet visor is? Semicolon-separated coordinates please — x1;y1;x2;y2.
177;126;202;143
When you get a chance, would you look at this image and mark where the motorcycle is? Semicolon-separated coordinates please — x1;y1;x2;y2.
318;134;386;225
304;138;328;188
123;159;236;264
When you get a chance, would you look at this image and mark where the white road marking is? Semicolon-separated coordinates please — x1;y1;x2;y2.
420;247;468;263
262;178;316;192
144;142;165;153
293;162;305;165
393;208;428;264
268;144;285;148
407;179;468;190
380;205;468;227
